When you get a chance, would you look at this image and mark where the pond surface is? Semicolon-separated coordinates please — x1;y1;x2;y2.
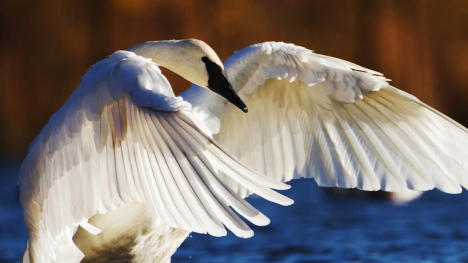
2;161;468;263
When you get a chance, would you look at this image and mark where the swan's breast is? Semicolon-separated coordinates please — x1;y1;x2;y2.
74;202;190;263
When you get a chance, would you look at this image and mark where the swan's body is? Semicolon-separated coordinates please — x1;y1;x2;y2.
19;39;468;262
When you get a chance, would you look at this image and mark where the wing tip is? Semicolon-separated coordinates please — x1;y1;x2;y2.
279;196;294;206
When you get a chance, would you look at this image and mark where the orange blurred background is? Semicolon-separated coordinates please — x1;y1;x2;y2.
1;0;468;159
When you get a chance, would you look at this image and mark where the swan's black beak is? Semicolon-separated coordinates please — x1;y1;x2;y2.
202;56;248;113
212;79;248;113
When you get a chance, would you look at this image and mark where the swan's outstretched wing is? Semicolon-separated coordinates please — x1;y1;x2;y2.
182;42;468;198
19;51;292;263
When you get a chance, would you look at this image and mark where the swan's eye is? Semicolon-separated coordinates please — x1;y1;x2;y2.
201;56;209;63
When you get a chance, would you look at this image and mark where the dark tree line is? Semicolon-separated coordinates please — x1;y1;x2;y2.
1;0;468;158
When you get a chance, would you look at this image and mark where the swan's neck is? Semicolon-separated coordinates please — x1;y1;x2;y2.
128;41;181;71
127;40;207;89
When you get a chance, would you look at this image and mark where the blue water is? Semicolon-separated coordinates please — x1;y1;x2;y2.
2;162;468;263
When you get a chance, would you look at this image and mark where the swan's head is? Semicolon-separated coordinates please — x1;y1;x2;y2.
173;39;248;113
129;39;248;113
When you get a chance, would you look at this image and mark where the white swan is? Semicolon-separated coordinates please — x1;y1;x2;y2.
19;39;468;262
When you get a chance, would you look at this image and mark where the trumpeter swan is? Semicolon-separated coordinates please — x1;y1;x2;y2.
19;39;468;262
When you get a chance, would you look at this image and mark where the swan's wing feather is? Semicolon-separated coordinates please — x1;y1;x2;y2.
19;51;291;262
182;42;468;198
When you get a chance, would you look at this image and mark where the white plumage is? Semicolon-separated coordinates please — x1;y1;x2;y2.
19;39;468;262
183;42;468;197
